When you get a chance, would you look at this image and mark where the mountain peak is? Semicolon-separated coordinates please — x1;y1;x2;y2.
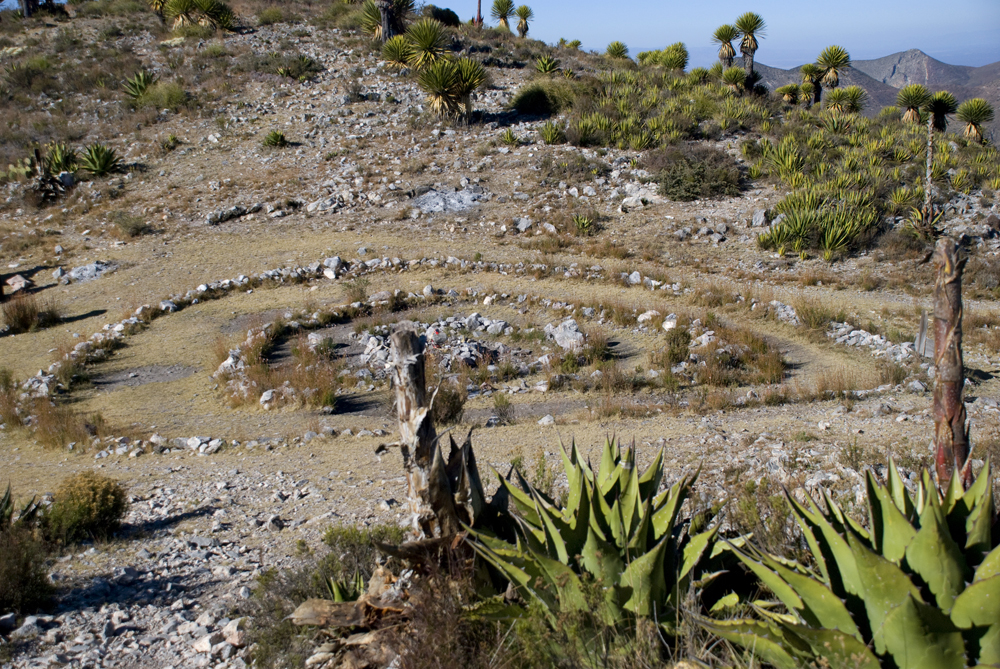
852;49;973;88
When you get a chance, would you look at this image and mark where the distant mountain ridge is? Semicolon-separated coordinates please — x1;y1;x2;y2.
744;49;1000;134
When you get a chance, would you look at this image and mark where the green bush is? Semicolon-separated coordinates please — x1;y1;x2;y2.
46;472;129;544
262;130;288;148
0;527;53;614
137;81;187;110
422;4;459;26
646;144;741;201
510;79;579;115
256;6;284;25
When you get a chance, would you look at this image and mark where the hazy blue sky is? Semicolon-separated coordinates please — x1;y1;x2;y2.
502;0;1000;68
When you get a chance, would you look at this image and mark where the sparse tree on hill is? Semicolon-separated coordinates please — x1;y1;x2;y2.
897;83;930;124
711;24;738;69
815;45;850;91
491;0;513;30
514;5;532;38
922;91;958;217
733;12;765;90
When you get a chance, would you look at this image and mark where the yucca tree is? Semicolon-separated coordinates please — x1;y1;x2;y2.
491;0;513;30
800;63;823;106
722;66;746;94
926;90;958;132
606;41;628;59
842;84;867;114
712;24;738;69
776;83;799;104
514;4;532;38
417;59;460;115
897;83;930;124
453;57;486;122
956;98;994;143
816;45;850;90
405;18;449;70
733;11;765;88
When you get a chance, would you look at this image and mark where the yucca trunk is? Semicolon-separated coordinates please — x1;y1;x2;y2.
743;51;755;90
18;0;37;17
475;0;482;27
376;0;396;42
932;237;972;489
924;114;933;219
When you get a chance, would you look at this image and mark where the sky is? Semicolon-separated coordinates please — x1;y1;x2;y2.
2;0;997;69
509;0;1000;69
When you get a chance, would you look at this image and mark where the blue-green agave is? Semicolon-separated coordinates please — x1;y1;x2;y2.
704;460;999;669
468;438;720;632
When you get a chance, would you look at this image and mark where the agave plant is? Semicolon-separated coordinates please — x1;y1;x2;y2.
815;44;850;89
490;0;513;30
711;24;738;68
539;121;565;145
605;41;628;60
514;4;532;38
468;438;720;632
705;460;998;669
79;143;121;177
1;485;41;533
123;70;157;102
44;143;77;175
381;35;412;67
498;127;519;146
416;59;460;115
534;55;559;74
405;18;449;70
926;91;958;132
262;130;288;147
956;98;995;144
897;83;930;124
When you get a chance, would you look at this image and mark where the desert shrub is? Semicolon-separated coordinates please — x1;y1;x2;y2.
343;277;370;303
262;130;288;148
256;6;284;24
510;78;580;115
646;144;741;201
0;527;53;614
422;4;459;26
109;210;152;237
650;327;691;368
46;472;129;544
321;524;406;580
2;293;60;333
136;81;188;110
79;143;122;177
492;392;515;424
432;381;466;425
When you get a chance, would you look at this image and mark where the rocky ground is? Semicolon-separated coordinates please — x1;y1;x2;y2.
2;10;1000;669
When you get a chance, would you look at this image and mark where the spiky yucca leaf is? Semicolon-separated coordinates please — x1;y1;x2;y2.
360;0;412;40
514;4;532;38
406;18;449;70
897;83;930;123
381;35;412;67
956;98;994;144
706;460;998;669
490;0;513;29
605;41;628;59
776;83;799;104
416;59;460;115
733;11;765;56
468;438;719;631
453;57;486;119
262;130;288;147
539;121;564;145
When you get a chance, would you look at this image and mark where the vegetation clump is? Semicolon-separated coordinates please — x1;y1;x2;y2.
46;472;129;544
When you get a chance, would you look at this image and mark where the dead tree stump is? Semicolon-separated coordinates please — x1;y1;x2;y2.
932;237;972;489
389;324;463;538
